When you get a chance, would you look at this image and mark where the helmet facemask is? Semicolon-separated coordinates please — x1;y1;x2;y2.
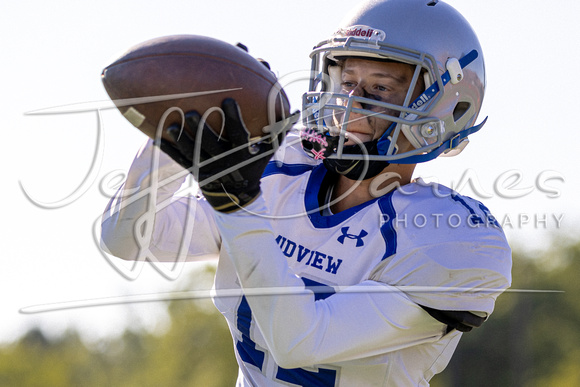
302;39;449;179
301;1;486;179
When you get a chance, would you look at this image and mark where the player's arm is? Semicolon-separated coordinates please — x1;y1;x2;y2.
213;200;448;368
100;139;221;262
369;192;513;329
183;106;446;367
213;199;511;368
178;100;445;367
101;95;296;261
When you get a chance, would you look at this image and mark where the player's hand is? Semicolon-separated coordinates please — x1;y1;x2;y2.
162;98;298;212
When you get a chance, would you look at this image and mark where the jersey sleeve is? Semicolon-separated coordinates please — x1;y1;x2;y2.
99;132;312;263
100;139;221;262
213;197;448;369
370;181;512;316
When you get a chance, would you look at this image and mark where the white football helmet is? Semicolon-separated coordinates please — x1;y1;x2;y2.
301;0;486;179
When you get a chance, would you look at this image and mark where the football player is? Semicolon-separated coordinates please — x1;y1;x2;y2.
101;0;512;385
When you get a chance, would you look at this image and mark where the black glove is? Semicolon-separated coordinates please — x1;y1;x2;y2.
160;98;298;213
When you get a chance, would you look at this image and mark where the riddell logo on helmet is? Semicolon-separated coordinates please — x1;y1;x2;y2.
336;25;386;41
410;93;430;110
345;27;375;38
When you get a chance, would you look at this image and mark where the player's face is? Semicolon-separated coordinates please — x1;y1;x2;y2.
336;58;424;148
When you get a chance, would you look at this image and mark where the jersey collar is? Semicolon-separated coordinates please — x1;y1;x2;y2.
304;164;381;228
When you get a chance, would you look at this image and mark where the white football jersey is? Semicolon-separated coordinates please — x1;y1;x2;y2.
101;134;512;386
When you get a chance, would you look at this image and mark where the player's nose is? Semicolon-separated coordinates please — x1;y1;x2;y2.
348;85;367;111
348;84;364;98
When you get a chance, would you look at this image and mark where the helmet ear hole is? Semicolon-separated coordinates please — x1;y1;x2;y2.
453;101;471;122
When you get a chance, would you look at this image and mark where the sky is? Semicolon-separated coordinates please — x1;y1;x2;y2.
3;0;580;344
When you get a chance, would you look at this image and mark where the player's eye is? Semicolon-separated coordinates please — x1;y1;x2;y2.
341;81;357;91
374;84;391;93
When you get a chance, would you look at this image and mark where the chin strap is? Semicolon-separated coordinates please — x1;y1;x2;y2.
390;117;487;164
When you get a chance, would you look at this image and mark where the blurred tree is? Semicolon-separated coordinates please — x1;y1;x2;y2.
97;264;239;387
0;328;111;387
0;264;238;387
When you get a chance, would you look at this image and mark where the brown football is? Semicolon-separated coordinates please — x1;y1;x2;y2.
101;35;290;143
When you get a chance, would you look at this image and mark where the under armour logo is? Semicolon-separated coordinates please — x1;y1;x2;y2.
337;227;368;247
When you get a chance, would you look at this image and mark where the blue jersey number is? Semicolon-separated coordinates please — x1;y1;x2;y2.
235;278;338;386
